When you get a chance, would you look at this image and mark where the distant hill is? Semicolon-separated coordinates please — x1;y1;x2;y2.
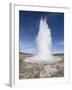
19;52;33;55
53;53;64;56
19;52;33;60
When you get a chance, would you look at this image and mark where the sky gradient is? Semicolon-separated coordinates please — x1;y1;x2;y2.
19;10;64;54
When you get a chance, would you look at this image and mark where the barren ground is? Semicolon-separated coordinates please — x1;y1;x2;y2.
19;53;64;79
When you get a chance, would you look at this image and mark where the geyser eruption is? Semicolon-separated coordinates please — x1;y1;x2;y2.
24;17;61;63
36;17;52;60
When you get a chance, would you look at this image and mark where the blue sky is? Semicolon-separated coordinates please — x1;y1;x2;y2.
19;11;64;54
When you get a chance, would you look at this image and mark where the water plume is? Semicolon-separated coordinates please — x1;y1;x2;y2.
24;17;61;63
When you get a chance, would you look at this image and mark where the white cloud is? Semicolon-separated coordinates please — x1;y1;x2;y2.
19;41;36;53
20;41;33;48
55;41;64;45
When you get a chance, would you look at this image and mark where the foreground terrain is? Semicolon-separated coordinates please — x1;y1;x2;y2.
19;52;64;79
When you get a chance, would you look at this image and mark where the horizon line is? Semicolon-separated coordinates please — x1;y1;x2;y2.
19;51;64;54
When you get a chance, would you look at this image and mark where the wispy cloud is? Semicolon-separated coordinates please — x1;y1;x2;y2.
52;40;64;54
55;41;64;45
19;41;35;53
20;41;34;48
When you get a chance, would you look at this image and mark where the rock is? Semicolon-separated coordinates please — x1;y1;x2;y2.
40;65;58;78
19;59;64;79
19;72;34;79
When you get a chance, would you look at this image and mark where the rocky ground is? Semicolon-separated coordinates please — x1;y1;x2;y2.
19;55;64;79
